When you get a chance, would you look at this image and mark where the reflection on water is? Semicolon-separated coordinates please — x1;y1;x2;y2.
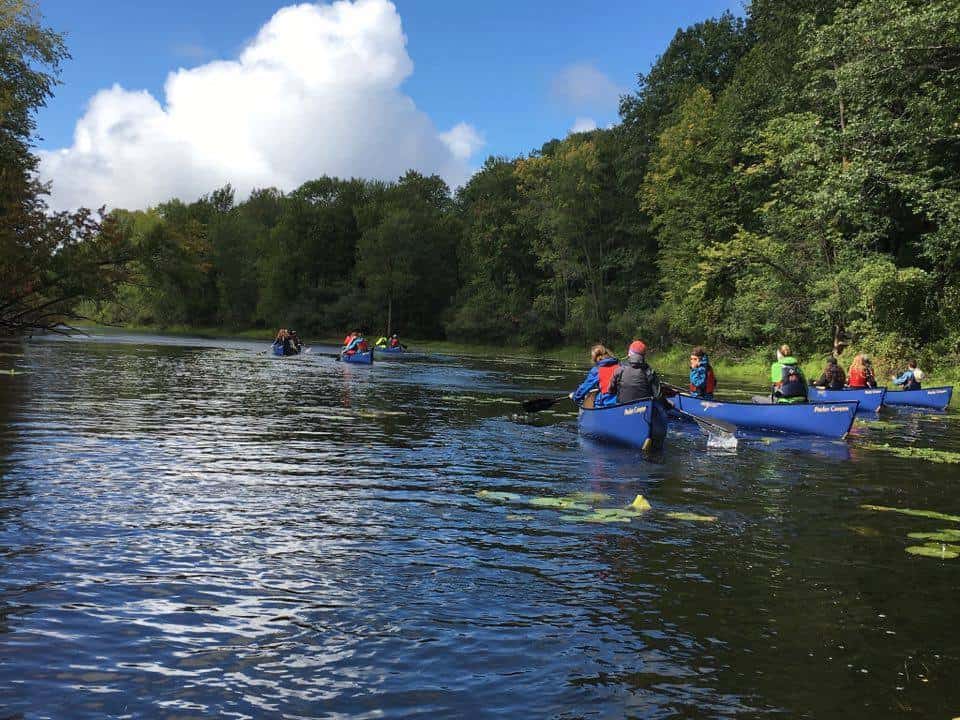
0;333;958;718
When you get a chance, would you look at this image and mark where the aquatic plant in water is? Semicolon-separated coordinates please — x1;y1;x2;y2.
665;512;718;523
907;530;960;542
905;545;959;559
861;505;960;523
860;443;960;465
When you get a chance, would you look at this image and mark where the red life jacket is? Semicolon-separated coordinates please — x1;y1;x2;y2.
691;367;717;394
390;338;399;347
358;339;369;352
343;334;354;346
848;366;867;388
597;363;617;395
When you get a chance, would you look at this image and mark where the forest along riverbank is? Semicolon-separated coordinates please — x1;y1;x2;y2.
0;332;958;718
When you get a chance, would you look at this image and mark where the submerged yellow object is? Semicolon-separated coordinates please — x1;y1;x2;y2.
629;495;652;512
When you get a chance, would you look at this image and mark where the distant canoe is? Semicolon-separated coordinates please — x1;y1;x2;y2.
272;344;301;357
341;350;373;365
674;393;858;438
883;386;953;410
578;398;667;450
375;346;405;355
809;387;886;412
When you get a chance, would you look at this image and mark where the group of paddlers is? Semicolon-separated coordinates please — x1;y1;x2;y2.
340;330;403;356
770;345;924;403
272;328;303;356
572;341;928;407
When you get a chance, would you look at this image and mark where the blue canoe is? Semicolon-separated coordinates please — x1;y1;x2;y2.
674;393;858;438
341;350;374;365
578;398;667;450
883;386;953;410
375;346;405;355
272;344;301;357
809;387;886;412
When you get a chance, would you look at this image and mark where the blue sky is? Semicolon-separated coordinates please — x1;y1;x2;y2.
35;0;743;209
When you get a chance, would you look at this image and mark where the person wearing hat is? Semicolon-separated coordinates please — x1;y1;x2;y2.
609;339;667;451
609;340;661;404
813;356;845;390
570;344;620;408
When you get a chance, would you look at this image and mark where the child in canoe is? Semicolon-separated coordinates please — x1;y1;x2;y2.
847;354;878;388
688;346;716;399
892;360;925;391
813;356;845;390
770;344;808;403
570;344;619;408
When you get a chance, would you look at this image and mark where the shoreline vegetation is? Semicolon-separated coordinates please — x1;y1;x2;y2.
4;1;960;406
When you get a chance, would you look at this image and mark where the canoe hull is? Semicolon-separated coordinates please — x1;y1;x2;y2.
883;386;953;410
578;399;666;449
272;346;300;357
342;351;374;365
375;346;404;355
809;387;886;412
674;394;858;438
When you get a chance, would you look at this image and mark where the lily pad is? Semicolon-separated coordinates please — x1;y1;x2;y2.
905;545;959;559
560;509;637;524
629;495;652;512
907;530;960;542
528;497;592;512
861;504;960;523
923;541;960;553
566;491;610;503
665;512;718;523
861;444;960;465
476;490;522;503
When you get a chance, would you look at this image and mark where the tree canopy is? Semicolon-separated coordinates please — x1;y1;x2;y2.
7;0;960;370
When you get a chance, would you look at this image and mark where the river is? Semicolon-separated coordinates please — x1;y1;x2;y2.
0;332;957;718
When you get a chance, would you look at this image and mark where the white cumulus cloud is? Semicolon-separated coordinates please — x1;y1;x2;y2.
440;122;485;161
569;117;597;134
39;0;482;211
552;62;623;113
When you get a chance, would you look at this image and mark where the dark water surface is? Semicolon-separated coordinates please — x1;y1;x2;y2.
1;333;958;719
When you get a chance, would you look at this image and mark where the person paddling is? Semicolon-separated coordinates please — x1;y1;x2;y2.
770;344;807;403
342;328;365;357
570;344;619;408
813;356;845;390
892;360;924;391
608;340;667;451
847;353;877;389
688;346;716;399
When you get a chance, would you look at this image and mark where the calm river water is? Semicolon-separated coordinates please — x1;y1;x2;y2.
0;332;958;719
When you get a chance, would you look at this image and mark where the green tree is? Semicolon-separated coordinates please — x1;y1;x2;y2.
1;0;130;334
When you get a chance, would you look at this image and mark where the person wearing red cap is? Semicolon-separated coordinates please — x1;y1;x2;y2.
609;340;660;404
609;339;667;450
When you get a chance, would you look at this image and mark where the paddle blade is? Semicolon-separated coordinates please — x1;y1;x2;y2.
521;396;568;413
